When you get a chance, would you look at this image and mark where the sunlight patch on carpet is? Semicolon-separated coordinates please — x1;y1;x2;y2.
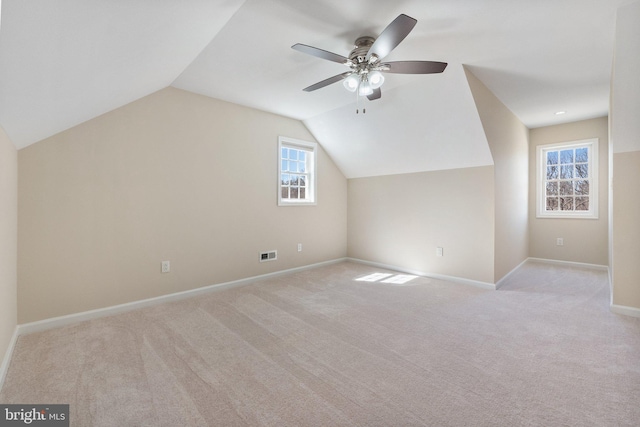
355;273;394;282
381;274;418;284
355;272;418;285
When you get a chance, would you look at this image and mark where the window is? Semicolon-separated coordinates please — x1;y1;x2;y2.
278;137;317;206
536;138;598;219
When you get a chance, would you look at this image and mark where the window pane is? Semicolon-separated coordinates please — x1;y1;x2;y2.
575;197;589;211
560;165;574;179
279;139;317;205
560;149;574;164
576;163;588;178
575;180;589;195
559;181;573;195
576;148;588;162
538;140;596;217
560;197;574;211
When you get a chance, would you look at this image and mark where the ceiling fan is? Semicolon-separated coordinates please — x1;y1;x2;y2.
292;14;447;111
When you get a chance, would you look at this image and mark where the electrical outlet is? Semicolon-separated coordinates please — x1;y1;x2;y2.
161;260;170;273
436;247;444;257
556;238;564;246
297;243;302;252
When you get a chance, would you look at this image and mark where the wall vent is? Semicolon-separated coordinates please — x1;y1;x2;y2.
259;250;277;262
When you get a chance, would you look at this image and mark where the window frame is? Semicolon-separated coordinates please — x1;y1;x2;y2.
536;138;598;219
278;136;317;206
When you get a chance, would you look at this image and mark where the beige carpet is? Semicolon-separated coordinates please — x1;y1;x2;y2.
1;261;639;426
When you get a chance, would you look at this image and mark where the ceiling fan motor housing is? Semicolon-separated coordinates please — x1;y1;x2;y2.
349;36;376;63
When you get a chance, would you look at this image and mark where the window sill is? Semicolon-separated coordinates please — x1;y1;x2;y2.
536;212;598;219
278;201;317;207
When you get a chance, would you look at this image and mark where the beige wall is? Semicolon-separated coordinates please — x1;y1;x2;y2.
18;87;347;323
611;152;640;308
347;166;495;284
465;68;529;282
528;117;609;265
0;126;18;370
610;0;640;310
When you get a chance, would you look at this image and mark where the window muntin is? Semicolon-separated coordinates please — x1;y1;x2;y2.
278;137;317;206
536;138;598;219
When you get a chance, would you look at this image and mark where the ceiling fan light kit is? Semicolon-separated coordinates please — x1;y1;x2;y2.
369;71;385;89
292;13;447;113
343;74;360;92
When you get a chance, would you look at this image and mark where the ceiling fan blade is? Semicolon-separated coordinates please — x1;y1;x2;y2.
292;43;349;65
367;88;381;101
366;14;417;62
303;72;352;92
383;61;448;74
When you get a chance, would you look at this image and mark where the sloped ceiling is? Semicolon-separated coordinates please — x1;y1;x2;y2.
0;0;246;147
303;65;493;178
0;0;630;178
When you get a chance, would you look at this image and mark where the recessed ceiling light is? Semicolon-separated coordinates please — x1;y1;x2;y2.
555;111;566;115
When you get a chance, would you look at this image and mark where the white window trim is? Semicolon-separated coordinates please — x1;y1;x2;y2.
536;138;599;219
278;136;317;206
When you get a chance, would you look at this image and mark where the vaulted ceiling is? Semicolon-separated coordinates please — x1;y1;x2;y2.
0;0;629;178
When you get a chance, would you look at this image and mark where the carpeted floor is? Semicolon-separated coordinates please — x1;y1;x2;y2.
1;261;639;426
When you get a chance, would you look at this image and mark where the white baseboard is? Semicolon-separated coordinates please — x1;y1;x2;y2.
524;258;640;319
611;304;640;318
346;258;496;290
495;258;529;289
0;327;19;392
18;258;348;336
527;257;609;271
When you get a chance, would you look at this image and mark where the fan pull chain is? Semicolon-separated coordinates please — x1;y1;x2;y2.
355;81;366;114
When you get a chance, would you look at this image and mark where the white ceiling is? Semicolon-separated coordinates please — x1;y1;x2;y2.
0;0;630;178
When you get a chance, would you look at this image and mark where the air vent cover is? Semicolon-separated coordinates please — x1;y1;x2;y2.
259;250;277;262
